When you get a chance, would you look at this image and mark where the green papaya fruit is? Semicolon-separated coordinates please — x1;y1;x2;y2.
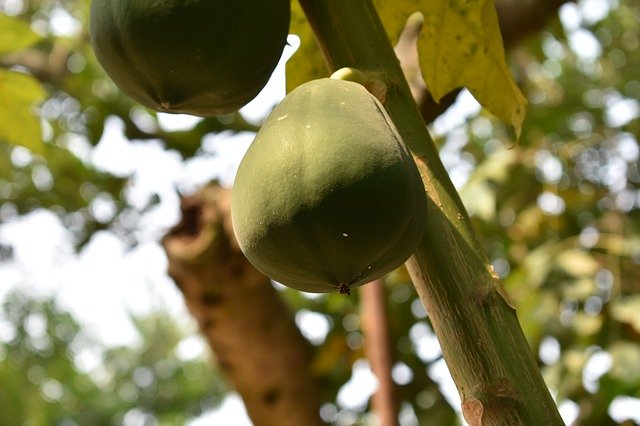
231;78;427;294
89;0;290;117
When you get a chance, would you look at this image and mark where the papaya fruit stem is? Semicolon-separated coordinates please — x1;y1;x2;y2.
330;67;367;84
338;283;351;296
330;67;387;104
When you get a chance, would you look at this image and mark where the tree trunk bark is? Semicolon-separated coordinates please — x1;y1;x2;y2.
360;280;399;426
162;184;322;426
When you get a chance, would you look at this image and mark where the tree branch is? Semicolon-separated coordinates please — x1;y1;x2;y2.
1;47;260;157
162;184;322;426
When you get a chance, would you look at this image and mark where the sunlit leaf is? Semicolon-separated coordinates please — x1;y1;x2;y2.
563;350;588;375
378;1;528;134
460;148;518;220
471;148;519;182
0;14;42;56
608;342;640;386
461;181;496;220
570;312;602;336
285;1;328;93
599;234;640;258
521;241;555;288
417;0;527;135
0;69;45;153
288;1;527;136
562;278;596;300
611;296;640;333
555;249;600;277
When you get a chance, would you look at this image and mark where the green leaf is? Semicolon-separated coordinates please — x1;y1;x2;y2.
0;14;42;56
521;241;556;288
0;69;46;153
461;181;496;221
460;149;518;220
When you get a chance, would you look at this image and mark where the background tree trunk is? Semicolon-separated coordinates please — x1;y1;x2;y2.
360;280;399;426
162;184;322;426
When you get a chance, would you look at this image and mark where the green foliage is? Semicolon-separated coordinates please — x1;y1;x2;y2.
0;69;46;153
0;142;124;211
443;1;640;422
0;0;253;243
0;291;224;425
0;14;41;56
279;273;459;425
231;78;427;294
0;14;46;154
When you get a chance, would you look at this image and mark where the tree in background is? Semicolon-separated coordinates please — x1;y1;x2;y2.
1;0;639;425
0;291;223;425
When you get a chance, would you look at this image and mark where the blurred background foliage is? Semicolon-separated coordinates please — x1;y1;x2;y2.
0;291;224;425
1;0;639;425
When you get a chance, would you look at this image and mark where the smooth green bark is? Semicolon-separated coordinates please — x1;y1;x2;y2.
296;0;565;424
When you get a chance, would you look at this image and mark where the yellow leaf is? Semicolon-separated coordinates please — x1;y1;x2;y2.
417;0;527;135
377;0;527;135
285;1;328;93
372;0;415;44
286;1;527;135
0;69;46;154
0;14;42;56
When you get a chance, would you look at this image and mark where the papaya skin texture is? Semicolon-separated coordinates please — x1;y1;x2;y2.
231;78;427;294
89;0;290;117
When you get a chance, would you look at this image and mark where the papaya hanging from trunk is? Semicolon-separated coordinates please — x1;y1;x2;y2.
89;0;290;117
231;78;427;294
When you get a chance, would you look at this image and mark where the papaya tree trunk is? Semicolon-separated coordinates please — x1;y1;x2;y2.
162;184;322;426
296;0;564;424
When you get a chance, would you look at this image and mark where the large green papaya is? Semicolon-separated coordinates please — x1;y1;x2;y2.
231;78;427;294
89;0;290;117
